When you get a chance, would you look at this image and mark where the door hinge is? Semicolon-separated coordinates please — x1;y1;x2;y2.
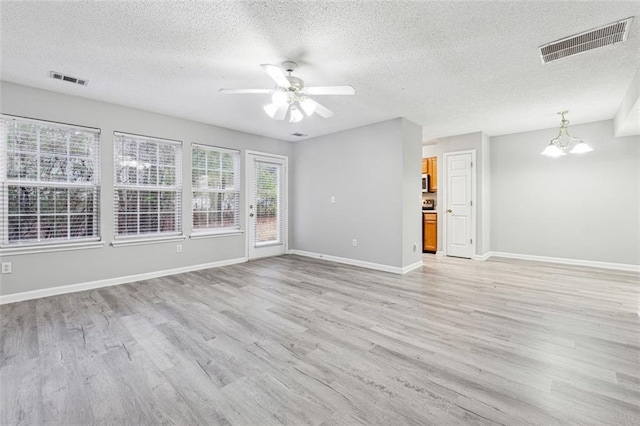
470;161;473;167
470;200;472;206
470;238;473;244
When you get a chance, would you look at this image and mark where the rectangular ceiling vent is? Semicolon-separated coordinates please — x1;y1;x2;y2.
539;17;633;64
50;71;88;86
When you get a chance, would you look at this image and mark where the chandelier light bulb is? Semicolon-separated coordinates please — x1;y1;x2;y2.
570;140;594;154
541;143;566;157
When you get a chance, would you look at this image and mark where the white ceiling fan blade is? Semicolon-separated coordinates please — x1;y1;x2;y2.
219;89;272;94
304;86;355;95
312;100;334;118
260;64;291;88
299;98;316;116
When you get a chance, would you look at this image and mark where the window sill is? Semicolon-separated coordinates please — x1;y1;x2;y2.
0;240;105;256
190;230;244;240
110;235;186;248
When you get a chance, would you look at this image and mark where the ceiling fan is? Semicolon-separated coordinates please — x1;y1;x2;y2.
219;61;355;123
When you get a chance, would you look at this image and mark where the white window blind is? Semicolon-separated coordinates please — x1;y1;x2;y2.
113;132;182;238
191;145;240;233
0;115;101;247
254;159;284;246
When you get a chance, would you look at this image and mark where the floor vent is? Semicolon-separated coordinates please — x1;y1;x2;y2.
291;133;307;137
539;17;633;64
50;71;88;86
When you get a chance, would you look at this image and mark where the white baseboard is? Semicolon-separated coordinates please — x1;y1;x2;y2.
0;257;247;305
288;249;420;274
473;252;492;261
401;260;424;274
487;251;640;272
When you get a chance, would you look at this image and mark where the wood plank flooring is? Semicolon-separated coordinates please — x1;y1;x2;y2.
1;254;639;425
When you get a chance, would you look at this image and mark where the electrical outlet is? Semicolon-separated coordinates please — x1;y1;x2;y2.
1;262;12;274
176;244;182;253
352;239;357;247
330;196;336;204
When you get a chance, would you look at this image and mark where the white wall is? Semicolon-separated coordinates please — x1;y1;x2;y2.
422;145;437;157
291;118;422;269
490;119;640;266
0;82;293;297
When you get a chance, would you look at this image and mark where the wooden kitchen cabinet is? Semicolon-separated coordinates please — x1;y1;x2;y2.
423;212;437;252
422;158;429;174
426;157;437;192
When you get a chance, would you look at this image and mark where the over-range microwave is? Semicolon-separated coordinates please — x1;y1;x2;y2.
422;174;430;191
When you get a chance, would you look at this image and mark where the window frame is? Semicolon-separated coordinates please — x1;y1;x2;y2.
112;131;183;241
0;114;102;250
191;144;241;237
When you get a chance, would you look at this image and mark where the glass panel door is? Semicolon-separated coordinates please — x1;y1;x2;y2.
247;153;287;259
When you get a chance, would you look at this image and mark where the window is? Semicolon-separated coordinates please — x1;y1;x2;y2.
253;158;284;245
191;145;240;234
113;132;182;238
0;115;101;247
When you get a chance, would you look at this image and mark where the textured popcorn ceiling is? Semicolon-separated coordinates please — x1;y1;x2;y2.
1;1;639;142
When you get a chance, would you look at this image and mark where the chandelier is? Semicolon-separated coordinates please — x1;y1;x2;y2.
541;111;593;157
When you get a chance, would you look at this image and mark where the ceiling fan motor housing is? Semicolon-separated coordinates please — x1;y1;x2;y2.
286;76;304;92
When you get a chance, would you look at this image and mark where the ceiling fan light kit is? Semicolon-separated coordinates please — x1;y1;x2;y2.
288;105;304;123
219;61;354;124
271;89;288;106
541;111;593;157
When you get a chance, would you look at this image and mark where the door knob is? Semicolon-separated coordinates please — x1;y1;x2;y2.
447;209;452;213
249;213;254;217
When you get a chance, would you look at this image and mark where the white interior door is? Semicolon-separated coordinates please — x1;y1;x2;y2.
445;151;473;258
247;152;287;259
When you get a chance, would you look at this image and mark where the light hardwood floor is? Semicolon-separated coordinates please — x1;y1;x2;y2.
1;254;639;425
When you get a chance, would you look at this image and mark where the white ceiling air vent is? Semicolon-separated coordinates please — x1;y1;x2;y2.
539;17;633;64
50;71;88;86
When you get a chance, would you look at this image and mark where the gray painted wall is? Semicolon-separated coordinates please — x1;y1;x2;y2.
490;119;640;266
481;133;491;255
291;118;422;268
0;82;293;296
401;119;424;267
